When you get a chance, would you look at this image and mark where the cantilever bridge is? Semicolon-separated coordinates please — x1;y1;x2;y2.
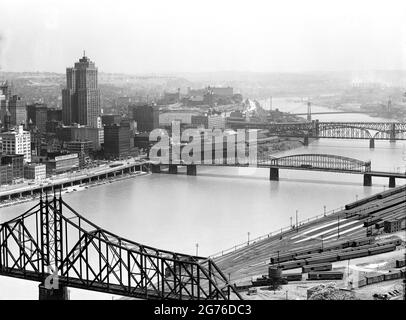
0;194;241;300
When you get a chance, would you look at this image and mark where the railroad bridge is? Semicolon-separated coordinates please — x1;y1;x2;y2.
260;154;371;180
151;151;405;187
227;121;406;148
0;194;241;300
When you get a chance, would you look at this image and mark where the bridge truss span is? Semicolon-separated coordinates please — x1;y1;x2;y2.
0;194;241;300
227;120;406;141
262;154;371;173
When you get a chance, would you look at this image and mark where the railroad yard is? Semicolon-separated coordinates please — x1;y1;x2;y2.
214;186;406;300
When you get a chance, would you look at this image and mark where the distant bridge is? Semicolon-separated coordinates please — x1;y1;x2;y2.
262;153;371;173
0;194;241;300
226;121;406;147
292;111;376;116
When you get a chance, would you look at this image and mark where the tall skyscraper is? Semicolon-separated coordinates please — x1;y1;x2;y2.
8;95;26;127
62;53;101;128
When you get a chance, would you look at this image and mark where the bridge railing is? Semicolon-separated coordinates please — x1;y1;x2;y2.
209;205;345;259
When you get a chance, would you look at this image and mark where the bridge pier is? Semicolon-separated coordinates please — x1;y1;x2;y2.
168;164;178;174
390;123;396;142
186;165;197;176
269;167;279;181
389;177;396;188
38;284;69;300
151;164;161;173
363;174;372;187
369;138;375;149
303;135;309;146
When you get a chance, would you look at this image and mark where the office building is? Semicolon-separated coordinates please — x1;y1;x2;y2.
104;123;131;158
1;154;24;179
65;140;93;167
8;95;26;126
0;165;13;185
191;115;208;129
27;103;48;132
102;114;122;126
45;153;79;175
62;53;101;127
24;163;46;180
208;115;226;129
0;126;31;162
130;104;159;132
56;125;103;150
47;108;62;122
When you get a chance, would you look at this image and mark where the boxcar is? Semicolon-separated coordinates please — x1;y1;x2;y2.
366;273;384;285
384;270;401;281
395;259;406;268
283;273;302;281
302;263;332;273
368;244;396;255
278;259;307;270
306;254;339;265
307;271;344;280
338;248;369;260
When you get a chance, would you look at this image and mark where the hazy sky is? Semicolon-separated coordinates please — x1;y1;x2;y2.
0;0;405;74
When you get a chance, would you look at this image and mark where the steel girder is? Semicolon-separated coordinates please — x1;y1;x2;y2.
262;154;371;173
0;194;241;300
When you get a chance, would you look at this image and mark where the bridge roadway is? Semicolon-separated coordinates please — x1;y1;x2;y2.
0;159;149;201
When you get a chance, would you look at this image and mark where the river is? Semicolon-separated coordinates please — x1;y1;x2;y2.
1;98;405;299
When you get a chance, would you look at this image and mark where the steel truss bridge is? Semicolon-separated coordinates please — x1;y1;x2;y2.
292;111;376;116
153;152;405;187
227;121;406;142
157;153;371;173
262;154;371;173
0;194;241;300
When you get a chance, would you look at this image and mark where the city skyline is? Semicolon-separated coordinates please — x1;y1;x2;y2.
0;0;405;74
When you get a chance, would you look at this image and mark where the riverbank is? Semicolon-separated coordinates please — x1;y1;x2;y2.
0;170;151;209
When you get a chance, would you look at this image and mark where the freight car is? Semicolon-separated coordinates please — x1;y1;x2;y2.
377;185;406;199
365;273;384;285
395;259;406;268
345;195;379;210
338;248;369;260
283;273;302;281
351;237;374;247
270;253;295;264
379;238;402;247
375;221;385;229
368;244;396;256
355;278;367;288
275;259;307;270
305;253;339;265
307;271;344;280
384;270;402;281
302;263;332;273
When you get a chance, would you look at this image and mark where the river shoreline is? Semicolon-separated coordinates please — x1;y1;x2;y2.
0;170;151;209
